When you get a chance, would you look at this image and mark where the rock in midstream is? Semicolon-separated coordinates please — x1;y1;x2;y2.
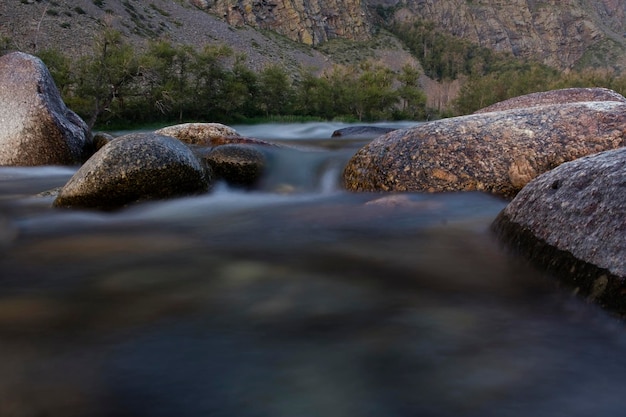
53;133;211;210
492;147;626;316
343;100;626;198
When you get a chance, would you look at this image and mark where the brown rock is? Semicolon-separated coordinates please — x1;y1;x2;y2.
155;123;274;147
0;52;93;166
343;101;626;198
155;123;240;146
475;87;626;113
492;147;626;316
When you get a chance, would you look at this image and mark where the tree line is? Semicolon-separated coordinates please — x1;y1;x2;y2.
2;30;427;129
4;20;626;128
390;20;626;114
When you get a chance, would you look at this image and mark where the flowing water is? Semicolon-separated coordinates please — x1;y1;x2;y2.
0;122;625;417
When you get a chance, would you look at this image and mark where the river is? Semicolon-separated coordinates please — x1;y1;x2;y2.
0;122;625;416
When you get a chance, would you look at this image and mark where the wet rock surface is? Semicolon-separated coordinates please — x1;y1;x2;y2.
156;122;276;147
53;133;210;210
475;87;626;113
201;144;266;187
492;147;626;316
0;52;93;166
343;101;626;198
331;125;397;138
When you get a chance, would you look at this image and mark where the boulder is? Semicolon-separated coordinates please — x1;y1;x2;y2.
343;101;626;198
492;147;626;316
331;126;397;138
155;123;240;146
201;144;266;187
53;133;210;210
475;87;626;114
0;52;92;166
92;132;115;151
156;123;276;147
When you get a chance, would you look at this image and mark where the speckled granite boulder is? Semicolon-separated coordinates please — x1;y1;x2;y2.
155;123;240;146
156;123;276;147
53;133;210;210
492;147;626;316
201;144;266;187
343;101;626;198
475;87;626;113
0;52;93;166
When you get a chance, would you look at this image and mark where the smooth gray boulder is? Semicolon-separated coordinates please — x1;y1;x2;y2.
53;133;210;210
0;52;92;166
492;147;626;316
343;101;626;198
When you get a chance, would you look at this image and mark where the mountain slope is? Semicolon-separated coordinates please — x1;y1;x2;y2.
375;0;626;71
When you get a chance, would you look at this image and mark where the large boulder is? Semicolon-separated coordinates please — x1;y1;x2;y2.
53;133;211;210
475;87;626;113
0;52;92;166
492;147;626;316
343;101;626;198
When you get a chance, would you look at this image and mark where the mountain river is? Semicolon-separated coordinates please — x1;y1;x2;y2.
0;122;625;416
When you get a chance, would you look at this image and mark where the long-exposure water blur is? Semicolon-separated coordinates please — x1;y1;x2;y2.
1;122;625;417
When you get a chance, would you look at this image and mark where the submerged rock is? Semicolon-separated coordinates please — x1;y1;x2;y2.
492;147;626;316
475;87;626;113
53;133;210;210
343;101;626;198
92;132;115;151
201;144;266;187
331;125;397;138
155;123;240;146
0;52;93;166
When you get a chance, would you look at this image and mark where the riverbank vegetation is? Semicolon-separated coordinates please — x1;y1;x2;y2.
4;21;626;130
390;20;626;114
14;29;428;129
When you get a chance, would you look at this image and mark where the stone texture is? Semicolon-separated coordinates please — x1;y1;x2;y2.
383;0;626;71
343;101;626;198
53;133;210;210
331;126;397;138
155;123;240;146
155;123;274;147
475;87;626;113
202;144;266;187
207;0;372;45
92;132;115;151
492;147;626;315
0;52;93;166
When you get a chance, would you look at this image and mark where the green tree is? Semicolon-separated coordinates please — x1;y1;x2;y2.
352;62;398;120
395;64;427;119
189;44;233;120
73;28;140;128
257;65;294;116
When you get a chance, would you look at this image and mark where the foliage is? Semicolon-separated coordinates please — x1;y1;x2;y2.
28;29;429;128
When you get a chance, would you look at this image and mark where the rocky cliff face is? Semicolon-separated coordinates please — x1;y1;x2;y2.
197;0;372;45
374;0;626;71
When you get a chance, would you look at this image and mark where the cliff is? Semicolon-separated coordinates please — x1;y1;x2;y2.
197;0;372;45
375;0;626;71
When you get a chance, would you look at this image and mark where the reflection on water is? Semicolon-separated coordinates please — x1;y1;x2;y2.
0;123;625;417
